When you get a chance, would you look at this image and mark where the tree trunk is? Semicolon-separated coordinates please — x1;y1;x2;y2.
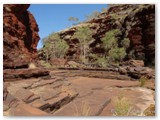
83;44;86;64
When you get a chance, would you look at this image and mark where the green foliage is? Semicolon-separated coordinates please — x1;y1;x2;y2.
88;53;108;68
101;29;127;64
73;26;93;44
42;33;69;60
68;17;79;26
73;26;93;63
113;95;132;116
74;101;91;116
128;50;136;59
139;76;148;87
85;11;101;21
109;47;126;62
88;53;98;60
68;17;79;21
101;29;121;51
42;37;53;62
39;60;52;68
121;38;130;48
54;39;69;58
95;57;108;68
110;13;119;19
101;8;108;12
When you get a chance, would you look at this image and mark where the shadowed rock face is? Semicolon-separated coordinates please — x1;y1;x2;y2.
58;4;155;66
3;4;40;69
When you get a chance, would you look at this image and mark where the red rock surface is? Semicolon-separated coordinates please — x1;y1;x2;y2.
3;4;40;69
4;69;155;116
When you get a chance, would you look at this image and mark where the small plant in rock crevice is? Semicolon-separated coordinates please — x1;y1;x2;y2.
74;101;91;116
139;76;148;87
112;94;132;116
112;94;142;116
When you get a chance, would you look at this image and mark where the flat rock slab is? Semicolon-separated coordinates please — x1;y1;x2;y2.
10;103;50;116
8;87;39;103
53;90;111;116
30;79;58;88
3;93;19;111
29;99;50;109
51;70;131;80
100;87;155;116
8;78;40;89
44;91;78;113
4;69;155;116
69;77;139;91
46;93;69;105
30;84;61;101
4;68;50;81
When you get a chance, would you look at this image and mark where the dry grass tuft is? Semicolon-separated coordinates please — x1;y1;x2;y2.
74;101;91;116
28;62;37;69
139;76;148;87
112;94;132;116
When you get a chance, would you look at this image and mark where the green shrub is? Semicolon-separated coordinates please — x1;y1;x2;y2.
101;30;127;64
88;53;108;67
108;47;126;63
101;29;121;51
39;60;52;68
85;11;101;21
121;38;130;48
96;57;108;68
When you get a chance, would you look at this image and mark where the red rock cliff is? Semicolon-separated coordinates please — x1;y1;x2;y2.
3;4;40;69
58;4;155;66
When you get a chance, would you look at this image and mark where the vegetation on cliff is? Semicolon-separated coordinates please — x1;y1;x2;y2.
39;4;155;68
41;33;69;62
73;26;94;63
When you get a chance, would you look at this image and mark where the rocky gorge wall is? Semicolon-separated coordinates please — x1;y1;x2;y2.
58;4;155;66
3;4;40;69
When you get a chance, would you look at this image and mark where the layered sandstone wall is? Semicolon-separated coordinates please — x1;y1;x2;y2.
3;4;40;69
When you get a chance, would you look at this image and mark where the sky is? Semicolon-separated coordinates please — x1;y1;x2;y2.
28;4;108;49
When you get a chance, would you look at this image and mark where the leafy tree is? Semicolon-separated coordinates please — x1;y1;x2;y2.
101;29;121;53
101;29;127;64
42;33;69;61
101;8;108;12
73;26;93;63
85;11;101;21
68;17;79;26
42;37;52;63
54;39;69;58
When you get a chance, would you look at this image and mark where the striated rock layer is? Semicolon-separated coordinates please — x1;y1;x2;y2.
58;4;155;66
3;4;40;69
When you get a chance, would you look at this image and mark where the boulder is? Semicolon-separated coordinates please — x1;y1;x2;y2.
119;66;155;79
128;60;144;67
